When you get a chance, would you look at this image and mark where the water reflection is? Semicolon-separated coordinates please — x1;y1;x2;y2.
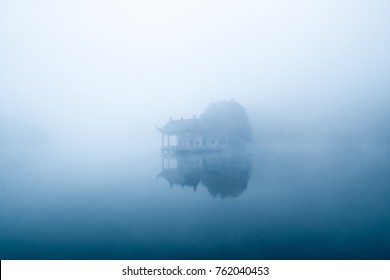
158;151;252;198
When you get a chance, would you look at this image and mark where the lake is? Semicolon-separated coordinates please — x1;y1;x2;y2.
0;141;389;259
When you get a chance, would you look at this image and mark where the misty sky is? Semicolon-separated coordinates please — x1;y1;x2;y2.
1;0;389;144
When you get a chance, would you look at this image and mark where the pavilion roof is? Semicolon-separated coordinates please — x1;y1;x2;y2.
158;118;205;133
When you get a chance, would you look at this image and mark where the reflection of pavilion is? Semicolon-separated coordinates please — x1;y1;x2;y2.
158;151;252;198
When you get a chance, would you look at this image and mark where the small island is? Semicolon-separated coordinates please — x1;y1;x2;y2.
157;100;252;153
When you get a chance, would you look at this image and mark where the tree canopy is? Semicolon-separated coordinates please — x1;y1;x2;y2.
200;100;252;145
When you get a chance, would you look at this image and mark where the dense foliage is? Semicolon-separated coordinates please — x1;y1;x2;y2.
200;100;252;145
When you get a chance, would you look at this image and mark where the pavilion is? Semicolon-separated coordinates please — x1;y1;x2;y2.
157;116;229;153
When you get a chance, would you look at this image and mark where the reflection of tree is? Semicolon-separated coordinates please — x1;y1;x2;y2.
201;153;252;198
158;151;252;198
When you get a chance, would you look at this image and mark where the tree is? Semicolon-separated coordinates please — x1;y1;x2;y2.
200;100;252;145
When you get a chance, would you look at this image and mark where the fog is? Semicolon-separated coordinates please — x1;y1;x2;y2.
1;0;389;149
2;1;390;260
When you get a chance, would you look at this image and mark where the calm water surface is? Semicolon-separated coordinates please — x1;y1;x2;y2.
0;142;389;259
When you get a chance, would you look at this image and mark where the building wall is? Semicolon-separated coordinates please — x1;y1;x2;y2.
163;132;229;150
177;133;203;149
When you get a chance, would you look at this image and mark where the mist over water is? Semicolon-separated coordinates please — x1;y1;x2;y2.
1;0;390;259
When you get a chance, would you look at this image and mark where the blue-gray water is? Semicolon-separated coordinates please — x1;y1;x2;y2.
1;142;389;259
